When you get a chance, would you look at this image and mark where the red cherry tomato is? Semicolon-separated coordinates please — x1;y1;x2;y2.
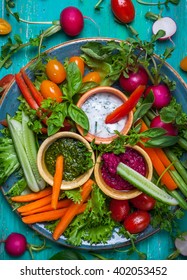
46;59;66;84
111;0;135;24
123;210;151;234
69;56;85;76
40;80;63;102
109;199;130;222
130;193;156;211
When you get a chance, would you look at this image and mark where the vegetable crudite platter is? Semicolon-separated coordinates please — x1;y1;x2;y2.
1;37;187;251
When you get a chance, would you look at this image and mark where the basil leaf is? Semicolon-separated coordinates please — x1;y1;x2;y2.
49;249;86;260
68;104;89;132
66;62;82;97
47;102;68;136
133;92;154;123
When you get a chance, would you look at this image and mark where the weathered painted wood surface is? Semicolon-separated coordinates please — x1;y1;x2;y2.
0;0;187;260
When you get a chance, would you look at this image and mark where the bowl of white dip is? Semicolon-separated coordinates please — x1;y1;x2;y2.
76;86;133;144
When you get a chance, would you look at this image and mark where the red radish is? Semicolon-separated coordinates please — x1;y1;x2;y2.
0;232;47;258
7;6;99;37
144;84;171;109
60;7;84;36
152;17;177;40
119;66;149;93
150;115;178;136
4;233;27;257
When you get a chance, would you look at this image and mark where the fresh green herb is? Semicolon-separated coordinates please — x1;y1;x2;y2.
95;0;105;10
136;0;180;8
0;137;20;184
5;178;27;197
49;249;86;260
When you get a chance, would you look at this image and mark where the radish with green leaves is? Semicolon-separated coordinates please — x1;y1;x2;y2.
0;232;47;259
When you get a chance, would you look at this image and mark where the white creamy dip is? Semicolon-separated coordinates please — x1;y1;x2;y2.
81;92;127;138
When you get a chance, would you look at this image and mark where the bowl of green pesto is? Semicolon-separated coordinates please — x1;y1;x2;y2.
37;131;95;190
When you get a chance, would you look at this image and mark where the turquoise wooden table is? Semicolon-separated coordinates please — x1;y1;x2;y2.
0;0;187;260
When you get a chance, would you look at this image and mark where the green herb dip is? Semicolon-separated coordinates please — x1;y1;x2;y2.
44;137;93;181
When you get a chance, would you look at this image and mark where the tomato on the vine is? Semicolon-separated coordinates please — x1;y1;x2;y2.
82;71;101;84
40;80;63;102
46;59;66;84
69;56;85;76
123;210;150;234
111;0;135;24
130;193;156;211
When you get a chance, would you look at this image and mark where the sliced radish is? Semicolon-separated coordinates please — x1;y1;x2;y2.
152;17;177;40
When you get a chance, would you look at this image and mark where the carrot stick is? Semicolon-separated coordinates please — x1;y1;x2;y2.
20;69;44;106
22;208;68;224
16;194;52;213
139;143;178;190
52;179;94;240
11;187;52;203
21;203;87;224
153;148;175;171
15;73;39;110
51;155;64;210
21;199;72;216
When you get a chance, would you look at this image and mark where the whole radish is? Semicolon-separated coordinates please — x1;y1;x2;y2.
119;66;149;93
0;232;47;259
60;7;84;36
4;233;27;257
144;84;171;109
150;115;178;136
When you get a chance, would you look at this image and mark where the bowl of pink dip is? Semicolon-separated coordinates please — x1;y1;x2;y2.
94;145;153;200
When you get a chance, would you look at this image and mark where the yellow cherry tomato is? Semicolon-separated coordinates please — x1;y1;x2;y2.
0;18;12;35
82;71;101;84
180;56;187;72
40;80;63;102
46;59;66;84
69;56;85;76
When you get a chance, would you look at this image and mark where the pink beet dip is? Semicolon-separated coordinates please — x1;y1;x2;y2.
101;147;147;190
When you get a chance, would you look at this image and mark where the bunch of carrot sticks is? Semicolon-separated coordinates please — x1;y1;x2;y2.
10;154;94;241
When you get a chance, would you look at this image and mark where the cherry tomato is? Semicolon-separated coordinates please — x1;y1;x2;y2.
82;71;101;84
109;199;130;222
111;0;135;24
40;80;63;102
0;18;12;35
123;210;150;234
180;56;187;72
130;193;156;211
46;59;66;84
69;56;85;76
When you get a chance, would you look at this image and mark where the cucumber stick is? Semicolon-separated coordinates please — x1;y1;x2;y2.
7;113;46;192
117;162;178;206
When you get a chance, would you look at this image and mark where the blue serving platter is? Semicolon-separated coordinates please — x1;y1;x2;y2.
1;38;187;250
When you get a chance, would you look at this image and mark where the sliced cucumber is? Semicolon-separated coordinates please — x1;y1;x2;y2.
7;113;46;192
22;111;46;190
117;162;178;206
